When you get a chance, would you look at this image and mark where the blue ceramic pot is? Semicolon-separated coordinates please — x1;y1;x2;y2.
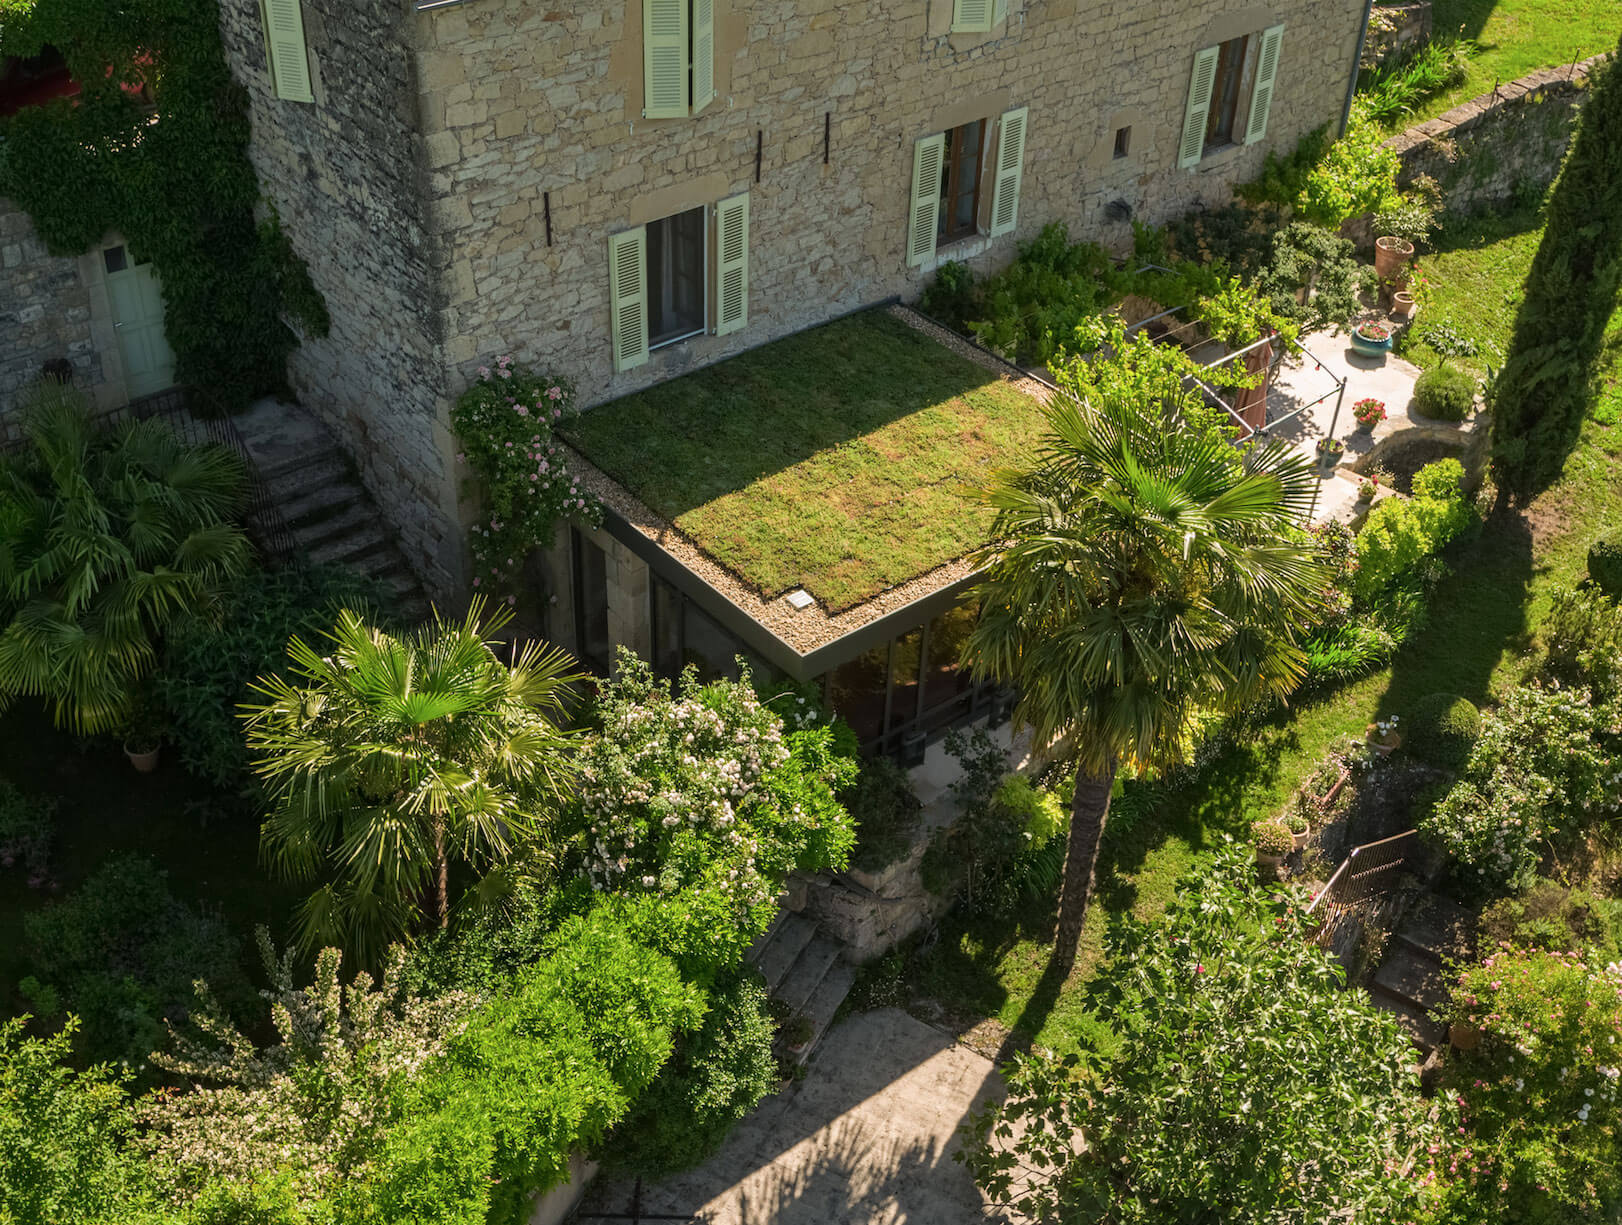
1349;330;1394;357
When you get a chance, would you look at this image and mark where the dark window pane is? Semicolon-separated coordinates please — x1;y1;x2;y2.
574;530;612;675
889;628;922;733
921;603;976;729
648;205;706;347
103;246;127;275
683;600;740;681
937;120;985;245
652;573;683;679
1206;36;1248;150
828;644;889;745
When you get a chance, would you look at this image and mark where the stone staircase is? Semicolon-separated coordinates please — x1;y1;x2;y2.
746;909;857;1066
1367;892;1477;1051
230;399;431;622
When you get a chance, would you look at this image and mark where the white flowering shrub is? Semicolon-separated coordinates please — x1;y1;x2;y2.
139;929;474;1204
1420;683;1622;897
580;651;856;966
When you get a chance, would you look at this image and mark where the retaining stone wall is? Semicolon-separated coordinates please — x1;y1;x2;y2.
0;201;105;421
216;0;460;598
1384;54;1610;217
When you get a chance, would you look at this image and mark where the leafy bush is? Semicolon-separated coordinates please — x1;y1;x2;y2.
1420;684;1622;896
918;259;980;333
1163;203;1280;281
155;566;389;790
605;971;778;1177
1414;364;1477;420
1353;492;1478;598
846;755;923;873
1371;175;1443;247
1254;222;1375;332
1294;105;1401;227
961;223;1128;364
1412;456;1466;500
1415;319;1491;359
961;846;1450;1224
1404;692;1481;770
1360;41;1473;124
1588;528;1622;598
0;779;54;879
1250;819;1292;855
22;856;253;1073
1543;584;1622;698
0;384;250;734
1479;880;1622;961
1442;947;1622;1223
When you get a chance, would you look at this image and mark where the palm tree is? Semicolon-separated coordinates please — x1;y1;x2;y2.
244;599;582;963
963;390;1328;975
0;381;250;734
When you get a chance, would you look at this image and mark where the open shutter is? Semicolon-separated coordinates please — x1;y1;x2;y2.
951;0;993;33
1177;45;1221;169
1245;24;1286;144
260;0;313;103
643;0;688;119
609;228;649;373
906;133;946;268
988;106;1028;237
692;0;716;114
714;193;749;336
993;0;1009;26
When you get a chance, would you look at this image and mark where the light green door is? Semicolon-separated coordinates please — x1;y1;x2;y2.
103;244;176;399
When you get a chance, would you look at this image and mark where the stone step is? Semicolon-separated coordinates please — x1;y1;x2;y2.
1368;984;1446;1051
1371;944;1450;1014
265;453;351;499
308;523;392;569
775;934;842;1017
292;501;380;550
1395;893;1476;963
279;479;366;528
745;908;788;965
749;913;816;994
794;961;857;1066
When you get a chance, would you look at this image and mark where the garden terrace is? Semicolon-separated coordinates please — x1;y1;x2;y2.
567;307;1039;630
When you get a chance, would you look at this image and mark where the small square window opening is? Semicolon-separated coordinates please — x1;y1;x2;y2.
103;246;128;275
1113;126;1131;159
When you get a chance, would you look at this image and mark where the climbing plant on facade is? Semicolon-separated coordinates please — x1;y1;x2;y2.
0;0;327;411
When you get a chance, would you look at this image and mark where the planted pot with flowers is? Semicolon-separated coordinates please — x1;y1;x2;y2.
1282;810;1311;851
1365;716;1401;755
1357;474;1381;503
1349;321;1394;358
1352;397;1386;431
1315;437;1345;470
1251;819;1292;870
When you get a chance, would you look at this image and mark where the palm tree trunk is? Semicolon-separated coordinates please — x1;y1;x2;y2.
434;823;449;929
1050;756;1118;977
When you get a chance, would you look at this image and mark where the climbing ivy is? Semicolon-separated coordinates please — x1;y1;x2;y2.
0;0;327;412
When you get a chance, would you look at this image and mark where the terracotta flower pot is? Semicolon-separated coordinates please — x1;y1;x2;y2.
1391;290;1417;320
1291;829;1311;852
1449;1021;1480;1050
1374;236;1415;285
124;741;160;773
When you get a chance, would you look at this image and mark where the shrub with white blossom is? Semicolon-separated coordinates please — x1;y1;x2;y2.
1420;683;1622;897
580;651;856;967
449;357;602;598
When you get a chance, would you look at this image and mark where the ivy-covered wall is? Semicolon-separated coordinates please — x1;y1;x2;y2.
0;0;327;414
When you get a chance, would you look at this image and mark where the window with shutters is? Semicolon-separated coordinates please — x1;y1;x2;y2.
648;207;707;349
937;121;985;245
643;0;715;119
1205;36;1249;152
1177;24;1285;168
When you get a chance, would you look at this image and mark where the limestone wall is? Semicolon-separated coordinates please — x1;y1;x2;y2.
216;0;460;597
1360;3;1431;72
1384;54;1609;217
0;200;106;422
412;0;1368;413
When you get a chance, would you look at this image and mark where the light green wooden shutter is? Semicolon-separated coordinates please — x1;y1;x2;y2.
643;0;688;119
1245;24;1286;144
907;133;945;268
260;0;313;103
952;0;993;33
692;0;716;114
715;193;749;336
609;228;649;372
1177;45;1221;169
993;0;1009;26
989;106;1028;237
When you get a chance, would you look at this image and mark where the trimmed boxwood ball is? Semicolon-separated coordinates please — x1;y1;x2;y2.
1588;528;1622;597
1412;365;1477;421
1405;692;1481;770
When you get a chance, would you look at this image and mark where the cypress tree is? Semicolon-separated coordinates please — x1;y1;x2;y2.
1491;40;1622;496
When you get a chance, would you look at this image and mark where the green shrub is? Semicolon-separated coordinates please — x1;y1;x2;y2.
1294;105;1401;227
1353;494;1478;598
963;223;1127;364
0;780;54;878
22;856;253;1074
1254;222;1374;333
919;260;980;333
1587;528;1622;597
1403;693;1481;770
605;971;778;1178
847;755;923;873
1410;456;1466;501
1543;584;1622;698
156;566;390;791
1478;879;1622;961
1413;364;1477;420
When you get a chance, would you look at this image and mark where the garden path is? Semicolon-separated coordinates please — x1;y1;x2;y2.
580;1008;1009;1225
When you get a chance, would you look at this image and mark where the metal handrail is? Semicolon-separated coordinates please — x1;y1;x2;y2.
1307;829;1418;950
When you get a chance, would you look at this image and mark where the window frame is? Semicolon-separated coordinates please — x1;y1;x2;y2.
1203;34;1251;155
937;120;987;248
646;205;710;353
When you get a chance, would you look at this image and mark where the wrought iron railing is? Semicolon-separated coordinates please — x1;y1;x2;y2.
1305;829;1418;951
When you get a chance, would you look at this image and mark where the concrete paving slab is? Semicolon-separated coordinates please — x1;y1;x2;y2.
585;1008;1007;1225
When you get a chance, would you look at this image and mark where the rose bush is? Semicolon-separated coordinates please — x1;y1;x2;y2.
449;357;601;597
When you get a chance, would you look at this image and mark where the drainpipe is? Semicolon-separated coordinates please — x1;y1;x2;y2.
1340;0;1377;136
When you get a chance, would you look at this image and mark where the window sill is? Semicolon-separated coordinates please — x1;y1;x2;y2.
1195;142;1246;170
650;327;707;353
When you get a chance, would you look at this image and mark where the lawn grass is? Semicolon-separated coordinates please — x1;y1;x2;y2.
893;211;1622;1058
564;310;1047;611
1399;0;1621;127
